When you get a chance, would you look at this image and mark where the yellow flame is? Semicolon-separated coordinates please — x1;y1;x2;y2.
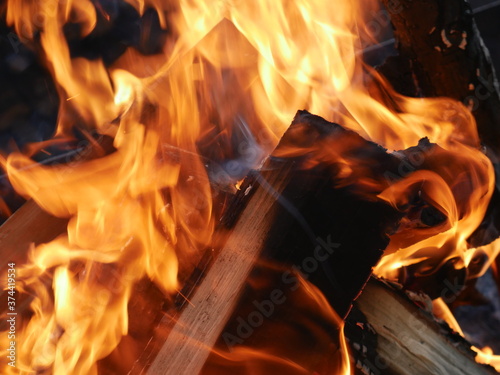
434;298;500;372
473;346;500;372
1;0;497;373
206;271;351;374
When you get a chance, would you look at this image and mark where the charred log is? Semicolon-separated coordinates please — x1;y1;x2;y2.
378;0;500;247
379;0;500;156
141;110;404;374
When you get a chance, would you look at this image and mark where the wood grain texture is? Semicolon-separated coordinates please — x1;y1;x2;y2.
143;111;403;374
351;277;497;375
147;169;291;374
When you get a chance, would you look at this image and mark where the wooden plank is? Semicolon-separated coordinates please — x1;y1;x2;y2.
0;200;67;271
147;169;291;374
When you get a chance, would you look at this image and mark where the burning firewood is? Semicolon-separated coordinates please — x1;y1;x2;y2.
130;110;402;374
128;111;491;373
1;0;499;373
0;109;496;373
378;0;500;247
347;277;498;375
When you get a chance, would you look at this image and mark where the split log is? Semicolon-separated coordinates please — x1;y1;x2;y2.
378;0;500;246
0;200;68;332
148;111;498;374
138;110;403;374
347;277;497;375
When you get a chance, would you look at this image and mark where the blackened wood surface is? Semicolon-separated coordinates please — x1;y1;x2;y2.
201;111;404;374
379;0;500;247
380;0;500;155
143;111;404;374
258;110;403;318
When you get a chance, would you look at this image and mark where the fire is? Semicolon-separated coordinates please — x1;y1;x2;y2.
0;0;498;373
433;297;500;372
375;143;494;277
205;270;351;375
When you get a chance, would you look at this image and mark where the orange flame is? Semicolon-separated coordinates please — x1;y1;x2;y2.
1;0;498;373
205;270;351;375
434;298;500;372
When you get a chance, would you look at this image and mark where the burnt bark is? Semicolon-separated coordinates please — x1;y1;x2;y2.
379;0;500;247
379;0;500;155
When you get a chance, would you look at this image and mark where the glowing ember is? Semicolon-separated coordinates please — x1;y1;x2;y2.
0;0;498;373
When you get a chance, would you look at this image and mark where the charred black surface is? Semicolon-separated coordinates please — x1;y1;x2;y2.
379;0;500;247
379;0;500;155
258;111;402;318
202;111;405;373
